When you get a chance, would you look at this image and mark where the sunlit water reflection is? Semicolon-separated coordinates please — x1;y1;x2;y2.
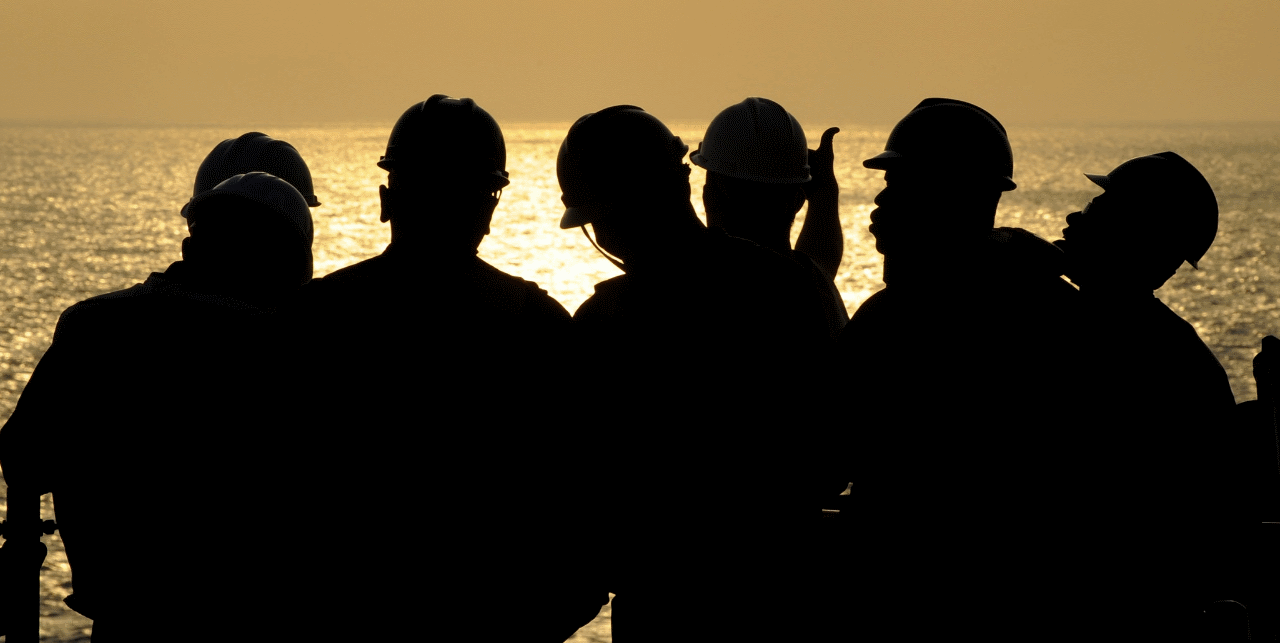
1;122;1278;641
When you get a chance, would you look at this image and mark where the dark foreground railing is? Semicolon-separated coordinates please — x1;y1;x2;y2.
0;494;1274;641
0;486;57;643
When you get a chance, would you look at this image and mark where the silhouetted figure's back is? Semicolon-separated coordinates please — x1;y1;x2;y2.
836;99;1086;641
1055;152;1248;641
557;105;830;642
691;97;848;338
298;96;601;641
0;173;319;642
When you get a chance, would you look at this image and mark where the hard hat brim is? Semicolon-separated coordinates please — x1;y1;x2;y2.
862;151;903;170
560;205;595;230
378;157;512;190
1084;173;1110;190
183;193;319;220
691;150;811;184
865;151;1018;191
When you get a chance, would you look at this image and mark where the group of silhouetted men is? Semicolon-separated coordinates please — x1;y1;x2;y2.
0;95;1275;642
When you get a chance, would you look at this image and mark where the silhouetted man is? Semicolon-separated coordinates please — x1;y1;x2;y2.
1055;152;1248;641
301;95;601;642
558;105;829;642
690;97;848;337
836;98;1085;641
0;173;318;642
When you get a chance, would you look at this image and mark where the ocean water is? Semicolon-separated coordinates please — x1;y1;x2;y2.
1;122;1279;640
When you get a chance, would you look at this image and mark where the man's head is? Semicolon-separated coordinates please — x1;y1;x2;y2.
557;106;696;266
690;98;810;239
864;99;1015;261
182;172;315;299
377;95;509;250
181;132;320;220
1057;152;1218;292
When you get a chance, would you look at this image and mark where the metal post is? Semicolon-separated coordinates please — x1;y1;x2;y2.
2;487;47;643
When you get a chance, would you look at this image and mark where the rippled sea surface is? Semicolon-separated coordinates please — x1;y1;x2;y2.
1;122;1278;640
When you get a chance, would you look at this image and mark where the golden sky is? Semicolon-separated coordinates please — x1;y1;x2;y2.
2;0;1277;127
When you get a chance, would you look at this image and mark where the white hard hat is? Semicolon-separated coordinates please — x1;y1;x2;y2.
690;97;810;184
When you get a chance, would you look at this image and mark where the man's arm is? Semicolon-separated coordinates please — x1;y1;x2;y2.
795;127;843;280
0;303;99;495
0;341;73;496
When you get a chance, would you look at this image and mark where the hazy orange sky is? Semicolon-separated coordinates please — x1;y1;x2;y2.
2;0;1277;128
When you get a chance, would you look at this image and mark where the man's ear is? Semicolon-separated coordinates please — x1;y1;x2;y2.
379;184;392;223
479;192;499;236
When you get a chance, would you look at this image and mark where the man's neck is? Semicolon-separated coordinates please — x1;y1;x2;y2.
881;239;982;288
621;218;705;275
168;262;291;310
721;222;791;255
383;236;479;260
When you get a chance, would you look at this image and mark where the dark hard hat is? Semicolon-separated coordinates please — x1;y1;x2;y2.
557;105;690;229
1085;151;1218;268
690;97;810;184
186;172;315;283
182;132;320;218
864;98;1016;191
378;95;510;190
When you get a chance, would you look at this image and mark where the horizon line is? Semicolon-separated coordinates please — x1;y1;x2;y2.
2;117;1279;130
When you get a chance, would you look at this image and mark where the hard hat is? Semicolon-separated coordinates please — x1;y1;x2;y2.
378;95;510;190
864;98;1016;191
182;132;320;218
557;105;689;229
690;97;810;184
186;172;315;282
1084;151;1218;269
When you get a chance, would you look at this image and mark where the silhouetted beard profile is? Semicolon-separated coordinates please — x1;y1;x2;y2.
837;98;1092;642
1052;152;1250;641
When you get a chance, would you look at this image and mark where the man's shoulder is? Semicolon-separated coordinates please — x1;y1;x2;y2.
590;273;629;295
701;230;822;310
70;269;179;308
317;253;550;295
301;255;397;318
311;252;569;321
66;283;152;313
1146;297;1236;406
792;249;849;332
709;229;807;277
574;275;630;321
848;288;891;319
472;257;556;296
1148;298;1222;355
312;254;389;288
842;288;896;345
54;279;167;341
470;257;572;321
987;227;1078;296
